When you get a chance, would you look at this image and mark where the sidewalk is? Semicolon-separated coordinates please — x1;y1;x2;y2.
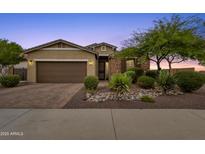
0;109;205;139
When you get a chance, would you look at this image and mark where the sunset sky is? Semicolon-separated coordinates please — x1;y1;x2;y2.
0;13;205;71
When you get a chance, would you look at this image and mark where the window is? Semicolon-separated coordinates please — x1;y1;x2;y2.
101;46;107;51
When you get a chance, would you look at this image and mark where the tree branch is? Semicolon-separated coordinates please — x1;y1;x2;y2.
172;58;186;63
149;58;157;63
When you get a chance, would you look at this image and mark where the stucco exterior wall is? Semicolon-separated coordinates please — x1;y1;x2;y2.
26;49;97;82
95;46;115;55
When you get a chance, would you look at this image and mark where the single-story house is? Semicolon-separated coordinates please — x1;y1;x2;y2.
20;39;149;83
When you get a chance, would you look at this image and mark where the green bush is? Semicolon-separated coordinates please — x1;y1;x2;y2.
127;67;144;82
174;71;204;92
124;70;136;83
157;70;175;92
140;95;155;103
109;73;132;95
0;75;20;88
137;75;155;89
200;73;205;84
145;70;159;79
84;76;99;91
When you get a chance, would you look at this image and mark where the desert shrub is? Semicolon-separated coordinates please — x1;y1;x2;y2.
174;71;204;92
127;67;144;82
145;70;159;79
157;70;175;92
109;73;132;95
0;75;20;88
140;95;155;103
84;76;99;91
137;75;155;89
200;73;205;84
124;70;136;83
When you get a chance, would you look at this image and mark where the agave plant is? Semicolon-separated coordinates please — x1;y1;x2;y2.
157;70;175;93
109;73;132;96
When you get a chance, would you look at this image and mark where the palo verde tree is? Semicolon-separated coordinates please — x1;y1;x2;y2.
120;14;205;72
195;22;205;66
156;15;205;72
0;39;23;75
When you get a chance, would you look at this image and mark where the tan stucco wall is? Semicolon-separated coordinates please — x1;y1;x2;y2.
95;46;115;55
26;49;97;82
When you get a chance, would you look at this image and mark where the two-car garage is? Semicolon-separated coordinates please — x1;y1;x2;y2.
25;39;97;83
36;61;87;83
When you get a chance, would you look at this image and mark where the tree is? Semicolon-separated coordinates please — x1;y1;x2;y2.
0;39;23;75
120;14;205;72
165;33;205;72
196;36;205;65
116;47;146;67
155;15;205;72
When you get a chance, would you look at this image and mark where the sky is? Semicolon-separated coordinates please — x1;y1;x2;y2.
0;13;205;71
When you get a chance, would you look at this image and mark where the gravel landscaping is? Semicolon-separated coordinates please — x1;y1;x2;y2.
86;85;183;102
64;83;205;109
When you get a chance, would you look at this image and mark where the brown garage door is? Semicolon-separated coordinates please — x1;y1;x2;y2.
37;61;87;83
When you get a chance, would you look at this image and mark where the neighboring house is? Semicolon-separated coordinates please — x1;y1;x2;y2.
1;64;24;77
13;60;27;80
24;39;149;83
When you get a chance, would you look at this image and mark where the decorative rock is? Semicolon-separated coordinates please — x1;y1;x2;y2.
166;89;184;95
86;93;92;99
86;86;184;102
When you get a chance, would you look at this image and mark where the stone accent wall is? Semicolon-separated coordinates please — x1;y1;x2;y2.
132;58;150;70
140;61;150;70
109;57;150;78
108;58;122;78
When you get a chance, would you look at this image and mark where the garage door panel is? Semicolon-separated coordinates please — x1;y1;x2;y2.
37;62;87;83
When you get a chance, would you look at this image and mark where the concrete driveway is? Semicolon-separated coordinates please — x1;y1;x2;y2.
0;109;205;139
0;84;83;108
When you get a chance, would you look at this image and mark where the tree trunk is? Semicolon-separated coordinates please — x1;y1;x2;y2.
156;62;161;72
168;62;172;74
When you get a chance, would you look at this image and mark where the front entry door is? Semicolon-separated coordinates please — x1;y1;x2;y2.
98;61;105;80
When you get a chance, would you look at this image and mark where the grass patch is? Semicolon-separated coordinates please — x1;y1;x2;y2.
140;95;155;103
